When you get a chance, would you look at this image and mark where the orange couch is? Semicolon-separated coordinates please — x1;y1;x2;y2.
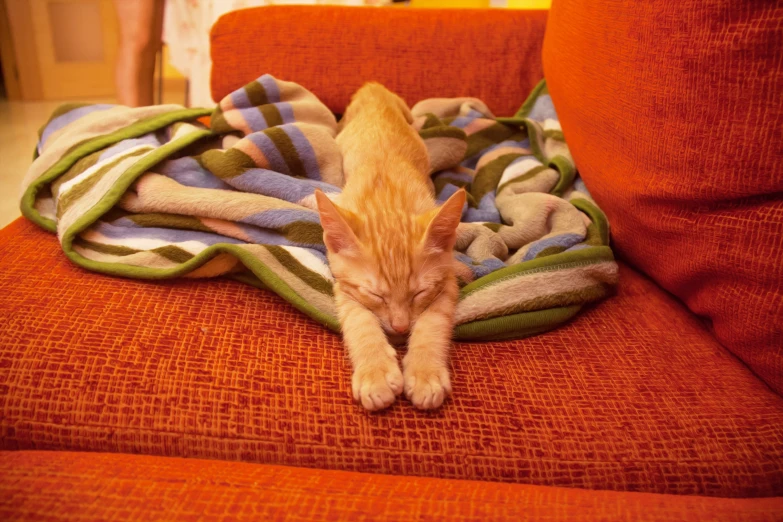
1;3;782;520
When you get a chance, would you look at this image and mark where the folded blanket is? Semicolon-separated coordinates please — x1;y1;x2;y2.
20;76;618;341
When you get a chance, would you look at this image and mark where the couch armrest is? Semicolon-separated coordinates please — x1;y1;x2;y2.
210;6;548;116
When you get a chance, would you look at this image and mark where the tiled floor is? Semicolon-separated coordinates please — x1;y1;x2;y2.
0;87;186;229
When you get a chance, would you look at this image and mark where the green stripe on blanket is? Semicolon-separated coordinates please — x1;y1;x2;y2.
20;75;618;341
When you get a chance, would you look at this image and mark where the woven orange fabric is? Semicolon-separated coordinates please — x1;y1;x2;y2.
542;1;783;394
209;6;548;116
1;218;782;497
2;452;782;522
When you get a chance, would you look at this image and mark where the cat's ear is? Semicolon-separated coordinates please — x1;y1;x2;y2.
423;189;466;253
315;190;359;255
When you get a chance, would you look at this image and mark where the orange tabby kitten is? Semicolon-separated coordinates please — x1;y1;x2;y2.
315;83;465;412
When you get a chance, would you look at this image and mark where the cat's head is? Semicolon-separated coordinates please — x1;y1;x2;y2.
315;189;465;337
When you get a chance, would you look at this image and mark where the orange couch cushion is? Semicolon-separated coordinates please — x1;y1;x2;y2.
3;452;783;521
1;218;782;497
209;6;548;116
542;1;783;394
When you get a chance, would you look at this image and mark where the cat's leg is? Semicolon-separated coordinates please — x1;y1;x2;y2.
403;289;457;410
337;293;404;411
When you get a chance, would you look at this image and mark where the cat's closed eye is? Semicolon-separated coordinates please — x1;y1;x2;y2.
366;291;386;304
412;288;431;302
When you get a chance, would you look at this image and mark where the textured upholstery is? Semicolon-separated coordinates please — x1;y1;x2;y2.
542;0;783;394
3;452;783;522
209;6;548;116
2;218;782;497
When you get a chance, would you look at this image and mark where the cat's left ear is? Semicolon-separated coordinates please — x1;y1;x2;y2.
423;189;466;253
315;189;359;255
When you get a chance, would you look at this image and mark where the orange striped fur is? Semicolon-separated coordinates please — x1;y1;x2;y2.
315;83;465;411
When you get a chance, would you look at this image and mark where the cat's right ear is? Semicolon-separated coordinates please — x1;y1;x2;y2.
314;190;359;255
422;188;466;254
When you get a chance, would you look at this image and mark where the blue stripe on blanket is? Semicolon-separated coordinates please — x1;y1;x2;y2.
158;157;234;190
241;208;321;229
432;170;473;197
236;223;325;252
99;134;160;162
229;168;339;200
525;94;558;121
248;131;289;174
234;224;288;246
455;252;506;279
449;116;474;129
462;139;528;169
464;193;501;223
522;233;584;261
259;75;281;103
248;107;270;132
93;222;245;246
231;88;267;132
573;178;592;198
433;168;474;185
449;110;485;129
245;107;270;133
436;183;462;203
39;104;115;152
434;169;475;203
282;125;322;180
277;102;295;125
231;86;251;109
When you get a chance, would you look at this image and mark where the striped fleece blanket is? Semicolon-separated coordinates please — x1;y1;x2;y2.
20;75;618;341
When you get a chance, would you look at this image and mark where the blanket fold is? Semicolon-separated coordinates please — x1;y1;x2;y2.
21;75;618;341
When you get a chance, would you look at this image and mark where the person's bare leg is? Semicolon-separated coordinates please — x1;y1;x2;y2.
113;0;164;107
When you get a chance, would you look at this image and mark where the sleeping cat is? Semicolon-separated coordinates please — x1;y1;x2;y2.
315;83;465;412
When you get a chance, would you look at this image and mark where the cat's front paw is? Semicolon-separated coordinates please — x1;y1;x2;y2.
402;362;452;410
352;358;404;412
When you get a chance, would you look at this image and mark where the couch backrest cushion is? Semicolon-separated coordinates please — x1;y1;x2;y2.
210;6;547;116
543;0;783;393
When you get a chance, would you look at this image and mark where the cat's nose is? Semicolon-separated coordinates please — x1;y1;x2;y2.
391;321;409;334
